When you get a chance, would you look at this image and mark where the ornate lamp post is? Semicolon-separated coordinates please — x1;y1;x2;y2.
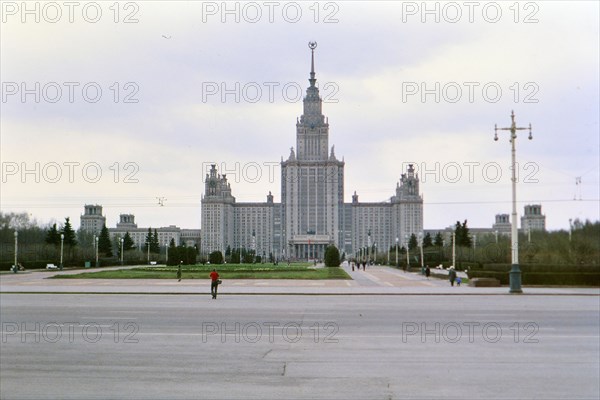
494;110;532;294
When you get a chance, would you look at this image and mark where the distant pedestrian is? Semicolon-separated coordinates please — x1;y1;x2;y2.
351;261;355;271
177;263;182;282
362;261;366;271
425;265;430;279
209;269;220;299
456;276;462;286
449;267;457;286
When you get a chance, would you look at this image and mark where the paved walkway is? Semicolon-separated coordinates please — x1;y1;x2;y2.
0;264;598;295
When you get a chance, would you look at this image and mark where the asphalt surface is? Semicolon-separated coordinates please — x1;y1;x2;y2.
1;266;599;399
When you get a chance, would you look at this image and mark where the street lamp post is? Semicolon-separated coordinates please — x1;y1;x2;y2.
395;237;399;267
405;235;410;270
419;232;424;273
494;110;532;294
473;234;477;263
13;231;18;273
147;239;150;265
120;238;124;265
367;230;371;265
387;242;390;265
452;232;456;269
60;233;64;270
95;236;99;267
165;242;169;265
374;243;377;264
568;218;573;242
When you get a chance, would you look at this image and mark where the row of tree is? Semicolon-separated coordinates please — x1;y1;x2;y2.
47;222;170;258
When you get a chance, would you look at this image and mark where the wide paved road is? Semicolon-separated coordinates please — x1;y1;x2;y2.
1;293;599;400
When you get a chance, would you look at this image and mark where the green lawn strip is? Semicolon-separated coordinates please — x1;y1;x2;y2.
50;264;350;280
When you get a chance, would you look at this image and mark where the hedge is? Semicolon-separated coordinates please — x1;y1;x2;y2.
467;268;600;286
474;263;599;273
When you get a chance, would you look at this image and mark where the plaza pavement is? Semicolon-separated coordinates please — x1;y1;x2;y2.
1;264;597;296
2;265;598;399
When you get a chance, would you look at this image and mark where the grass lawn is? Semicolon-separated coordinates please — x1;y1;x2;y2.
51;263;351;280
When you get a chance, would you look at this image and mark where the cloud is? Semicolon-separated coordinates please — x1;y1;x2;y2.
1;1;598;231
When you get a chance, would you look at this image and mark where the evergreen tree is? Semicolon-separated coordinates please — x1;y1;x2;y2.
98;224;113;257
151;229;160;253
123;232;135;251
423;232;433;248
45;223;61;246
225;245;231;256
169;237;176;248
144;228;152;252
455;220;473;247
62;217;77;246
408;233;418;250
461;220;473;247
434;232;444;247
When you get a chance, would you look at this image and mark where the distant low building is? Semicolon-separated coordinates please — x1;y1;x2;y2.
426;205;547;245
80;204;106;235
492;214;512;235
521;204;546;232
77;207;200;250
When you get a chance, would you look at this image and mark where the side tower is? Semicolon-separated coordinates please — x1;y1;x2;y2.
392;164;424;248
201;164;235;255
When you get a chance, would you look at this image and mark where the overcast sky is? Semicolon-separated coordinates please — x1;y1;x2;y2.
1;1;598;232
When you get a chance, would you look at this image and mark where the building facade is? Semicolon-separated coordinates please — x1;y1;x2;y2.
201;43;424;260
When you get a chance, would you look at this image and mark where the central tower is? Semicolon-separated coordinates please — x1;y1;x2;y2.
296;41;329;161
280;42;345;260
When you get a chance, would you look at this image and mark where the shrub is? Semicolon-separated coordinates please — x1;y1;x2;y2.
209;251;224;265
324;245;340;267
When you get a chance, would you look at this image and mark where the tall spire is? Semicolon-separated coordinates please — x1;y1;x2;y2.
308;41;317;87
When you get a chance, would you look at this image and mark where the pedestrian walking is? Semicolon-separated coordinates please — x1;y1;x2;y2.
425;265;430;279
449;266;457;286
209;269;220;299
177;262;182;282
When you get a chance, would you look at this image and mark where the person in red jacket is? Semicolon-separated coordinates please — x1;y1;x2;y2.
209;269;220;299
